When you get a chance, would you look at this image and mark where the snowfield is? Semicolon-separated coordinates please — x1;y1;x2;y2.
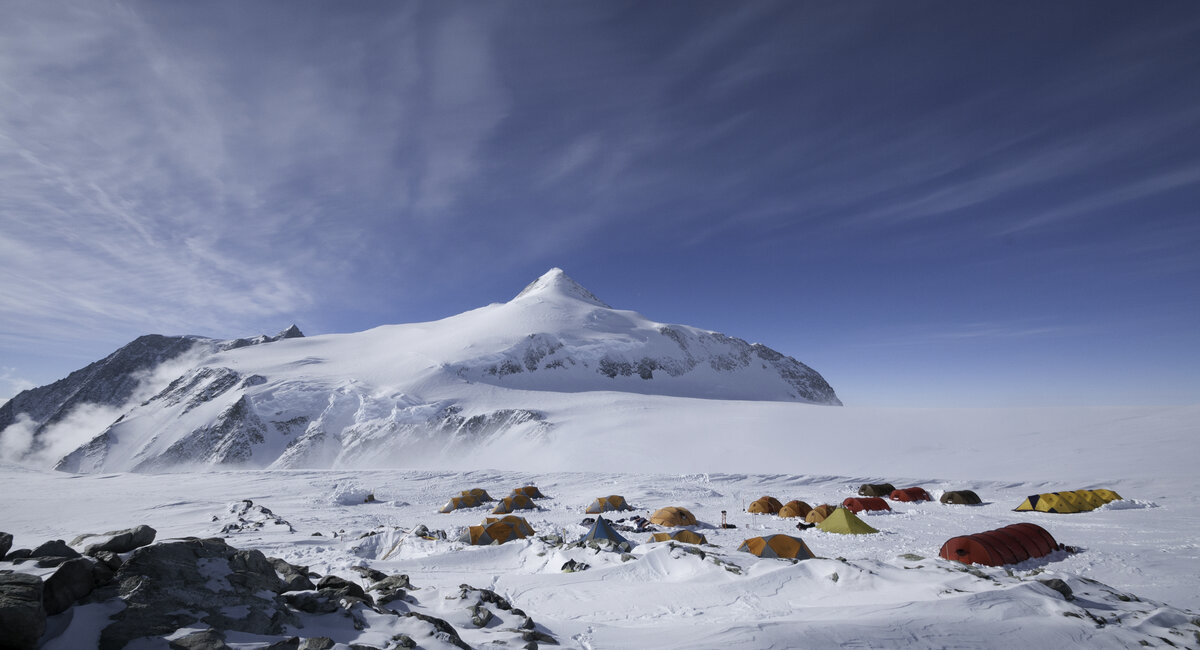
3;401;1199;648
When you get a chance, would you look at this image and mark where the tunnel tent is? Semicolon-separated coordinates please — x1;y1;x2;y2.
649;506;698;527
804;504;837;524
778;500;812;519
439;494;481;513
649;530;709;545
492;494;537;514
817;508;879;535
842;497;892;514
939;523;1062;566
585;495;633;514
890;487;932;503
738;534;816;560
748;496;784;514
858;483;896;497
940;490;982;505
1014;489;1123;514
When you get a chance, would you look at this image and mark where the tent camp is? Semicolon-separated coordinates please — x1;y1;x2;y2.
461;488;495;502
512;486;548;499
858;483;896;497
1014;489;1122;514
817;508;879;534
939;523;1061;566
460;515;535;545
649;506;697;527
585;495;633;514
842;497;892;513
748;496;783;514
439;494;481;513
804;504;837;523
492;494;537;514
941;490;982;505
649;530;708;545
738;535;816;560
778;500;812;519
890;487;932;503
580;516;631;549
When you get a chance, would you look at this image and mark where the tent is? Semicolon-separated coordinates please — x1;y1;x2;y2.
748;496;783;515
461;488;495;502
492;494;536;514
580;516;630;548
817;508;879;535
890;487;932;503
439;494;480;513
738;535;816;560
512;486;548;499
778;500;812;519
460;515;535;545
940;490;982;505
804;504;837;524
939;523;1061;566
842;497;891;513
585;495;633;514
1014;489;1123;514
858;483;896;497
649;530;708;545
649;506;697;527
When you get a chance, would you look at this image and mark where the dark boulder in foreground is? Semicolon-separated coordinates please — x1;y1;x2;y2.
71;524;157;555
0;572;45;650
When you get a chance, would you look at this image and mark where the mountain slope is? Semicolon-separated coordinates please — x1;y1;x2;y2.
7;269;840;472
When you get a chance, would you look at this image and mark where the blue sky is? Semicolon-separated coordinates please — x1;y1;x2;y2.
1;1;1197;407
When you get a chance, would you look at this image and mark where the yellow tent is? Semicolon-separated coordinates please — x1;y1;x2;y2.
649;506;697;527
461;515;534;545
512;486;548;499
1014;489;1123;513
492;494;536;514
778;500;812;519
585;495;633;514
649;530;708;545
804;504;837;524
461;488;495;502
816;508;879;535
748;496;783;514
439;494;480;513
738;535;815;560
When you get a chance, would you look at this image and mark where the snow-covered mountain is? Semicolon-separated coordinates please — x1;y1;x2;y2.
5;269;840;472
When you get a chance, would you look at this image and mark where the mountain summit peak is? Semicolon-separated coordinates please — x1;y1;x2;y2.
513;268;610;308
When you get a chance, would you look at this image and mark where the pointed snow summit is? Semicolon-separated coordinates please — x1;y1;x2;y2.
11;268;842;473
513;267;610;308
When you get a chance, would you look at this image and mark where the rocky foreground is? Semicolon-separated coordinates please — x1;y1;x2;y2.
0;522;556;650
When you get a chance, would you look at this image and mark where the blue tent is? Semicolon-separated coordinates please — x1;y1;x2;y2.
581;516;630;548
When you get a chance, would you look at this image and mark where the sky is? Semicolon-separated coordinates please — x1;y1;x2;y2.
1;1;1198;408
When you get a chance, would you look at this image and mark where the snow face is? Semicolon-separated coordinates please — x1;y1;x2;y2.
22;269;842;472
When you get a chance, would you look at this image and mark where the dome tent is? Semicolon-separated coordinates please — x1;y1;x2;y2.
492;494;536;514
585;495;633;514
440;494;481;513
461;488;495;502
460;516;535;545
649;506;697;527
805;504;837;523
738;535;816;560
649;530;708;545
747;496;783;514
512;486;548;499
778;500;812;519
